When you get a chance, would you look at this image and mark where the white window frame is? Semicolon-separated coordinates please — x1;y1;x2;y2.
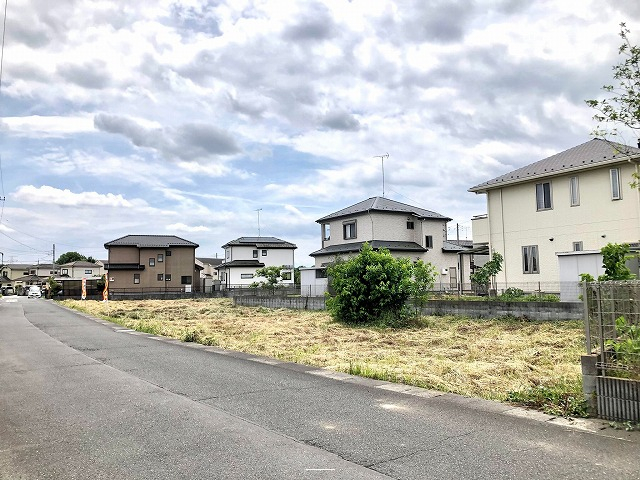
610;168;622;200
522;245;539;274
573;241;583;252
570;176;580;206
240;273;254;279
425;235;433;249
536;182;552;210
149;257;155;267
322;224;330;241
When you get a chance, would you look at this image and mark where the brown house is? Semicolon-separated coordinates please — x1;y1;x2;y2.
104;235;200;292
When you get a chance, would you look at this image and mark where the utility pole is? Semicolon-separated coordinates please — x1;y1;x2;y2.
255;209;262;237
52;244;56;275
373;153;389;198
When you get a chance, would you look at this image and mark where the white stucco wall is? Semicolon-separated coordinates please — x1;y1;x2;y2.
483;162;640;287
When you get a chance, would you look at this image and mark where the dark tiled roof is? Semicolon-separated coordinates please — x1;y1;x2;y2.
58;261;99;267
104;235;199;248
221;237;297;249
316;197;451;223
310;240;427;257
215;259;265;268
469;139;640;193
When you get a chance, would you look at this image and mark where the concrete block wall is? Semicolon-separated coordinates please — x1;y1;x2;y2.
233;296;326;310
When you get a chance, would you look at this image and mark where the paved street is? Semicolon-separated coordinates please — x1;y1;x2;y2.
1;296;639;479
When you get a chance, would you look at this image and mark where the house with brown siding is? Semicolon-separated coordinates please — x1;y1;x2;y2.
104;235;200;292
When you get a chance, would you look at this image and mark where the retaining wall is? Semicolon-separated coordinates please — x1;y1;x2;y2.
233;296;583;320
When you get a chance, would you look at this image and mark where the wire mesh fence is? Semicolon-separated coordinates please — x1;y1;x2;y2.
584;281;640;380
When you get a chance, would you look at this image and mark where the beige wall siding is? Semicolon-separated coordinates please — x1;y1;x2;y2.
485;162;640;285
471;215;489;245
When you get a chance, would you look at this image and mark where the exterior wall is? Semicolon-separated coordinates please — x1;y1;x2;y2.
221;245;296;287
299;268;329;297
107;246;197;290
321;212;446;250
484;162;640;287
63;266;103;278
471;215;489;245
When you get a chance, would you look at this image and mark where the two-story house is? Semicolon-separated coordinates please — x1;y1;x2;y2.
216;237;297;288
59;261;104;278
1;263;59;291
301;197;471;296
468;138;640;297
104;235;200;292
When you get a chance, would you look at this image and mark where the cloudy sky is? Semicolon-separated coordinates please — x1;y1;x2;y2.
1;0;638;265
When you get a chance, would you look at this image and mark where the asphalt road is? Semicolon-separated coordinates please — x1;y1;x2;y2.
1;296;638;479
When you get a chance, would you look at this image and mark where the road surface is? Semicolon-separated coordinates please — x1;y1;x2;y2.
1;296;638;479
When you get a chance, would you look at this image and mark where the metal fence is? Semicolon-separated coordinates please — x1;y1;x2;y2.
583;281;640;380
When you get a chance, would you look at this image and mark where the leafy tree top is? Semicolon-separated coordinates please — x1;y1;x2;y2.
56;251;88;264
586;23;640;141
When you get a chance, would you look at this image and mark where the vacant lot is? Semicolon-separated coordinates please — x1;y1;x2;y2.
62;298;585;404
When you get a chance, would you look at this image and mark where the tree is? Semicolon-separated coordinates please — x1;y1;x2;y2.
56;251;87;264
586;23;640;143
470;252;503;293
252;265;286;293
326;243;414;324
410;260;437;314
599;243;635;281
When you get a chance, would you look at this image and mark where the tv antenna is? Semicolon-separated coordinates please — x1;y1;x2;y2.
373;153;389;197
255;208;262;237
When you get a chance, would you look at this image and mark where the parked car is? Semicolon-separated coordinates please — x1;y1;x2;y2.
3;286;14;295
27;286;42;298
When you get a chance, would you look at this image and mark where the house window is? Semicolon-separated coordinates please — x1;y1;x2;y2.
84;269;92;275
226;249;230;260
165;274;172;281
241;273;254;279
62;269;69;275
425;235;433;249
315;269;327;278
343;220;357;239
407;221;415;230
157;273;164;281
166;250;171;256
573;241;583;252
322;224;330;241
149;258;155;267
30;269;36;275
570;176;580;206
449;266;457;288
181;276;192;284
281;271;292;281
610;168;622;200
536;182;552;210
262;250;267;256
253;250;258;258
134;274;140;284
522;245;539;274
158;253;164;263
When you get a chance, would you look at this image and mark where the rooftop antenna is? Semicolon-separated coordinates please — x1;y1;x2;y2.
255;208;262;237
373;153;389;197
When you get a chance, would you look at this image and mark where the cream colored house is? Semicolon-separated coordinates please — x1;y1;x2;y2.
104;235;200;292
216;237;296;288
58;261;103;278
301;197;471;296
469;139;640;293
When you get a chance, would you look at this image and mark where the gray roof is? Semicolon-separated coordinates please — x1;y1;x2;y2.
221;237;297;249
469;139;640;193
316;197;451;222
310;240;427;257
104;235;199;248
442;240;472;252
215;259;265;269
58;261;99;268
196;257;223;266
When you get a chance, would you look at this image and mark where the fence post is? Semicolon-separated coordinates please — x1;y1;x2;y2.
583;281;591;354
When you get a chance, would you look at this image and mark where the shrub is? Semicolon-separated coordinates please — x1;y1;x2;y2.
326;243;414;325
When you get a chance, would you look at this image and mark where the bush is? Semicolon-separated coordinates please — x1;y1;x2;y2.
326;243;414;325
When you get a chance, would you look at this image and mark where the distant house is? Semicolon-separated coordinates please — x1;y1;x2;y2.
216;237;297;288
1;263;58;291
301;197;472;296
468;139;640;299
104;235;200;292
196;257;223;291
59;261;103;278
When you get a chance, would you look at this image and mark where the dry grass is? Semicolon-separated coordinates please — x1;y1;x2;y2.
60;298;584;402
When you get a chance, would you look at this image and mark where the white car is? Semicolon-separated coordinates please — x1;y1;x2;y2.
27;286;42;298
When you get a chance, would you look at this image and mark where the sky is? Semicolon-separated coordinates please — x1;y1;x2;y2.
1;0;639;266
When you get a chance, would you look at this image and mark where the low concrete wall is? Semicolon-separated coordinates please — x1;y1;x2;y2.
233;296;326;310
233;296;582;320
422;300;583;320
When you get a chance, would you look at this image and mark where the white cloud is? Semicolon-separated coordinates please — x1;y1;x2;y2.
14;185;135;208
165;223;211;232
